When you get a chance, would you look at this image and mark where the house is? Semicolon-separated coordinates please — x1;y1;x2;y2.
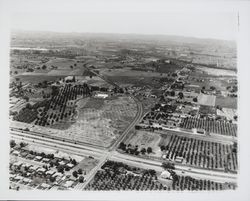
37;168;47;174
34;156;43;161
22;178;31;184
196;128;206;135
20;151;29;158
40;183;50;189
66;163;74;169
29;165;40;172
175;156;184;163
42;158;50;163
12;150;20;156
160;171;172;179
26;154;36;160
46;170;55;176
63;180;74;188
13;161;23;168
14;175;23;181
59;161;66;166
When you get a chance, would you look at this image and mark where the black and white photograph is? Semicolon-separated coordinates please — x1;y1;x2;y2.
0;0;250;200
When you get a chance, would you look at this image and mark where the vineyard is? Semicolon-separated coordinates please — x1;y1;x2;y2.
84;160;236;191
180;117;237;137
159;135;237;172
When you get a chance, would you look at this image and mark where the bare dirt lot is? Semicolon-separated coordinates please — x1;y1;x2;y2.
21;95;138;148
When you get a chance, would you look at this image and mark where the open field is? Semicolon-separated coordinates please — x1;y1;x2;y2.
106;76;164;88
216;96;237;109
197;67;237;77
13;75;63;84
45;58;77;70
156;62;182;73
70;157;99;177
124;131;162;157
197;94;216;107
82;97;104;110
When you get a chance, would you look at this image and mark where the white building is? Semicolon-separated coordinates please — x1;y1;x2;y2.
95;93;108;99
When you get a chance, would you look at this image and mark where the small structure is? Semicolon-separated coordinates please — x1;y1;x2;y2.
37;168;47;174
12;150;20;156
66;163;74;168
40;183;50;189
63;180;74;188
26;154;36;160
95;93;108;99
160;171;172;179
14;175;23;181
34;156;43;161
42;158;50;163
46;170;55;176
175;156;184;163
59;161;66;166
29;165;40;172
23;178;31;184
196;128;206;135
13;161;23;168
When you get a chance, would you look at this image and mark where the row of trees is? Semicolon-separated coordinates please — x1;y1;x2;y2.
118;142;153;155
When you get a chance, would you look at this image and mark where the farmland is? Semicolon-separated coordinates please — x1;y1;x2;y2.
180;117;237;137
216;96;237;109
84;160;236;191
14;83;91;126
119;130;237;173
159;134;237;172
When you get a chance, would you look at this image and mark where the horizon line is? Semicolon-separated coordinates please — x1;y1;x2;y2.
11;29;236;43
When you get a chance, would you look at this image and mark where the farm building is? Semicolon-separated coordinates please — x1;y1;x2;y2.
95;93;108;99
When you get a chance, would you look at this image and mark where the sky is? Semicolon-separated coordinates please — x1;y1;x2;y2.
9;0;238;41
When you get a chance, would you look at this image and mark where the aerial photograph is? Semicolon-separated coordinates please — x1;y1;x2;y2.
8;10;238;191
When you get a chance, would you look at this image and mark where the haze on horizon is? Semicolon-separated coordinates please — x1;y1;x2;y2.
11;12;237;41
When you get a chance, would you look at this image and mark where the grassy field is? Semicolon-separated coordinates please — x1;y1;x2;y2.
125;131;162;156
71;157;99;175
83;97;105;110
14;75;63;84
197;66;237;77
156;62;182;73
45;58;78;70
106;76;163;88
216;96;237;109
